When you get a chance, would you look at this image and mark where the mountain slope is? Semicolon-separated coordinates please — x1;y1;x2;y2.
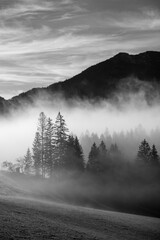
47;51;160;99
1;51;160;113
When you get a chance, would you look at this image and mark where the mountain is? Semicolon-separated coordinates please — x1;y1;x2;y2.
0;96;9;114
1;51;160;113
47;51;160;99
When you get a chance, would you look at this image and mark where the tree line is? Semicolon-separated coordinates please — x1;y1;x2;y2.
2;112;160;177
80;126;160;160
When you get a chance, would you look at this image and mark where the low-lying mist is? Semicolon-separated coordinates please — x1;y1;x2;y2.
0;82;160;164
1;165;160;218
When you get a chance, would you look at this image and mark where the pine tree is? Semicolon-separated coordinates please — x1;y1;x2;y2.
74;136;84;171
53;112;69;170
45;117;55;177
37;112;47;177
24;148;32;174
32;132;41;176
137;139;151;164
99;141;107;158
150;144;159;166
98;141;108;170
65;135;84;172
65;135;75;170
86;143;100;173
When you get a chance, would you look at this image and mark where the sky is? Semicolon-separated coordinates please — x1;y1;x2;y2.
0;0;160;99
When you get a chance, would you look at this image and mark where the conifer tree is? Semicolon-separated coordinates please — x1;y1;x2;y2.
98;141;108;170
99;141;107;158
32;131;41;176
86;143;100;173
65;135;75;169
137;139;151;164
45;117;55;177
74;136;84;171
24;148;32;174
65;135;84;172
150;144;159;166
53;112;69;170
37;112;47;177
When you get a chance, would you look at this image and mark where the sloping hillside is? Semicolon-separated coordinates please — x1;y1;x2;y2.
0;195;160;240
47;51;160;99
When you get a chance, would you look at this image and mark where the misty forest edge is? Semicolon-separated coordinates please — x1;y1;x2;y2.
2;111;160;177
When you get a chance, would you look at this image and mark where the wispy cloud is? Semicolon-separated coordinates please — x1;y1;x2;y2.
0;0;160;99
109;10;160;31
0;1;54;19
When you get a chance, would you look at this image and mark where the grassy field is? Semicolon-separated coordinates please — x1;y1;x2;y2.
0;195;160;240
0;171;160;239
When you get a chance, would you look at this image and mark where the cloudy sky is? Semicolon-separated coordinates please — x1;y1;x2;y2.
0;0;160;99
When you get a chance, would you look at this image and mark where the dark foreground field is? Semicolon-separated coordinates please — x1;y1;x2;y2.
0;196;160;240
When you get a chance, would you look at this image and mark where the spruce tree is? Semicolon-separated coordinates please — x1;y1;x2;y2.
99;141;107;158
74;136;84;171
65;135;75;170
65;135;84;172
24;148;32;174
86;143;100;173
32;132;41;176
98;141;108;170
45;117;55;177
150;144;159;166
37;112;47;177
53;112;69;170
137;139;151;164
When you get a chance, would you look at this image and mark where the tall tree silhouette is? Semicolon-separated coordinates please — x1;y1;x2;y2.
65;135;76;170
86;143;100;173
65;135;84;172
53;112;69;170
98;141;108;170
137;139;151;164
74;136;84;171
45;117;55;177
99;141;107;158
37;112;47;177
150;144;159;166
32;132;41;176
24;148;32;174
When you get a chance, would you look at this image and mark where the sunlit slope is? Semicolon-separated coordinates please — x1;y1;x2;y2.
0;196;160;240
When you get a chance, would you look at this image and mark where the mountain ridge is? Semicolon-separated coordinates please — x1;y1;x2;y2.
1;50;160;114
46;50;160;99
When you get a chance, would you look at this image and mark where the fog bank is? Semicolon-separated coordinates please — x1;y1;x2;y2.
1;84;160;163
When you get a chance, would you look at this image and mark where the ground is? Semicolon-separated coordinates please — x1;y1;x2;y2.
0;195;160;240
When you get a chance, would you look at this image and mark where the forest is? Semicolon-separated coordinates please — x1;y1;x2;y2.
1;112;160;217
2;111;160;175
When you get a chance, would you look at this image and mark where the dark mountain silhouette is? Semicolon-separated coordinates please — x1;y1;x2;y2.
0;51;160;114
47;51;160;99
